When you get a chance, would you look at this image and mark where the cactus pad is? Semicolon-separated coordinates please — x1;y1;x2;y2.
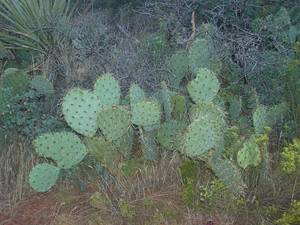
253;105;269;135
97;106;131;141
184;115;224;157
157;120;186;150
167;51;189;87
30;75;54;96
85;136;119;172
34;132;87;169
62;88;102;137
1;68;29;95
131;100;161;127
189;38;217;73
209;157;246;196
237;137;261;169
228;96;242;120
187;68;219;103
189;102;226;131
94;73;121;108
29;163;60;192
171;94;187;120
113;128;134;159
129;84;146;107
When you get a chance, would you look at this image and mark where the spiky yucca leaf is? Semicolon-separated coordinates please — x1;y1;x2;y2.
0;0;74;53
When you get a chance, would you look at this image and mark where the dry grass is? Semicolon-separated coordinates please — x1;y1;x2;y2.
0;137;37;214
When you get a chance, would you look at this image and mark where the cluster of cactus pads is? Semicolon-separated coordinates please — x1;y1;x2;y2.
28;64;287;194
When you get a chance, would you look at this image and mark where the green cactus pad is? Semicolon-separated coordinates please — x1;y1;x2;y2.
129;84;146;107
157;120;186;150
237;137;261;169
171;94;187;120
184;115;224;157
189;38;219;73
30;75;54;96
85;136;119;172
94;73;121;108
209;156;246;196
62;88;102;137
228;96;242;120
34;132;87;169
29;163;60;192
131;100;161;127
189;102;226;131
97;106;131;141
167;51;189;87
187;68;219;103
253;105;269;135
0;87;18;112
1;68;29;95
113;128;134;159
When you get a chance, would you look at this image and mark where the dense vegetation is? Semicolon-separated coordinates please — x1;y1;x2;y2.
0;0;300;224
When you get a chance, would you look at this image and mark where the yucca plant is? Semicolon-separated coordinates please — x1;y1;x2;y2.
0;0;74;54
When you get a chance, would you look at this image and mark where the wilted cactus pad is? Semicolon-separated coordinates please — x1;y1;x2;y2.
97;106;131;141
34;132;87;169
94;73;121;108
187;68;219;103
29;163;60;192
62;88;102;137
131;100;161;127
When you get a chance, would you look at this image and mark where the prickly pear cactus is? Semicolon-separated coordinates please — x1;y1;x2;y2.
140;129;159;161
167;50;189;87
160;82;173;121
85;136;119;173
113;127;134;159
157;120;186;150
228;96;242;120
1;68;29;95
253;105;269;135
209;156;246;196
30;75;54;96
268;102;288;125
62;88;102;137
187;68;219;103
131;100;161;127
29;163;60;192
0;87;18;112
97;106;131;141
189;38;217;73
253;103;288;135
129;84;146;107
94;73;121;108
189;102;226;131
171;94;187;120
237;137;261;169
34;132;87;169
184;115;224;157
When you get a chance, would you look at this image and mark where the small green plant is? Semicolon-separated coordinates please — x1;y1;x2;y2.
275;200;300;225
119;199;136;219
280;139;300;174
